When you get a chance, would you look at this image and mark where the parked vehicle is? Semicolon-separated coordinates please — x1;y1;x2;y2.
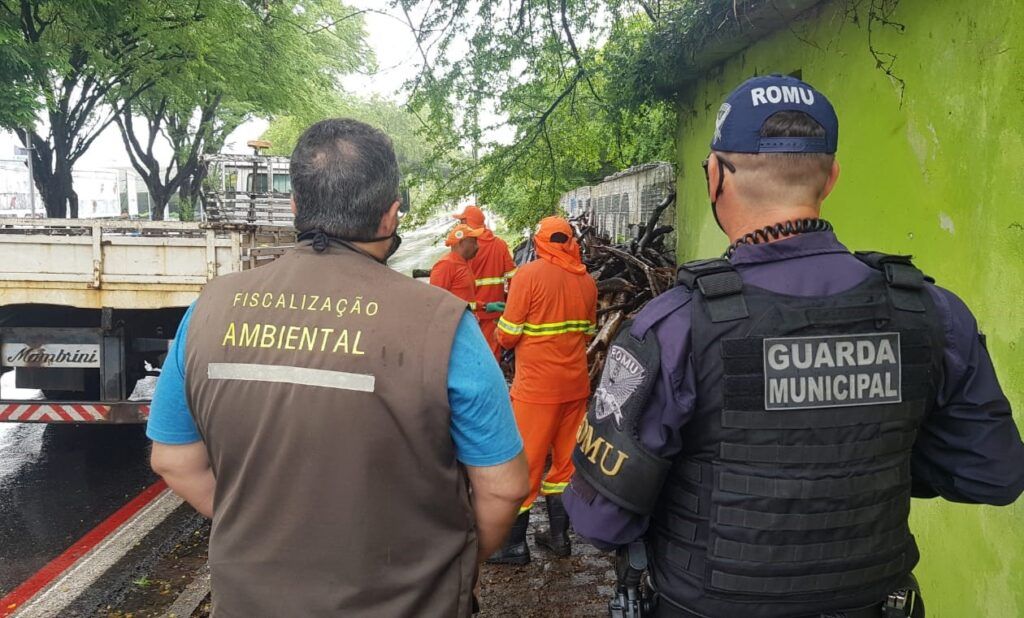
0;149;293;424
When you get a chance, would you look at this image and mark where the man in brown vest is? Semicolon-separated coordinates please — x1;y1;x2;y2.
147;118;529;617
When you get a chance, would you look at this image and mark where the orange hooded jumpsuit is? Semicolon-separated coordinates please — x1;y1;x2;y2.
496;217;597;513
429;224;485;310
454;206;517;359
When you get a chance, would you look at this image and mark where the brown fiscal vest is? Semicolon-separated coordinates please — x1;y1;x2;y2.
184;242;475;618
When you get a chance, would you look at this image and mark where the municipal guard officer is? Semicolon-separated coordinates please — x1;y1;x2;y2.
147;118;529;617
564;75;1024;618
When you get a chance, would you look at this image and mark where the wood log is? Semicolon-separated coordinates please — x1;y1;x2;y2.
565;208;679;379
596;277;638;294
638;192;676;252
599;245;664;298
587;309;624;361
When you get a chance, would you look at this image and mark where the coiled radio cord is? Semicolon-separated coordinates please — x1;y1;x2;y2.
725;218;833;258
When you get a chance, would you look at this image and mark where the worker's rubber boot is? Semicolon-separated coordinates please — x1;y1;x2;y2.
486;511;531;565
534;494;571;557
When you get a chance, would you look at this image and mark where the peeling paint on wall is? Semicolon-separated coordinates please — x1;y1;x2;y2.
939;212;955;235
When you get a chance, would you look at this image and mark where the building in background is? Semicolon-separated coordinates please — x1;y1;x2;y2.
0;157;40;218
559;162;675;244
0;156;148;220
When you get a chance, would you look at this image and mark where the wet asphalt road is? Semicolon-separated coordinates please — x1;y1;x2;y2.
0;372;157;598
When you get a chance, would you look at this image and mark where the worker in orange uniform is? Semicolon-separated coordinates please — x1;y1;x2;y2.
453;205;517;360
430;224;487;310
489;216;597;565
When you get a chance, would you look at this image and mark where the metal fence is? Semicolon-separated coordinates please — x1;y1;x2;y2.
559;162;675;243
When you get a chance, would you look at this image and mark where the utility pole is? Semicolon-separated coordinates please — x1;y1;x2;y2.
22;128;35;217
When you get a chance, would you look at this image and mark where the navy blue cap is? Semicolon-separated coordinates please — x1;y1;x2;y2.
711;74;839;154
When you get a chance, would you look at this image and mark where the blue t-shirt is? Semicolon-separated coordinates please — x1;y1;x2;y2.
147;306;522;467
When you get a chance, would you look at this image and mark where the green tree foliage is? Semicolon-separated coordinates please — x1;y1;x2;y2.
114;1;370;220
397;0;679;230
0;1;215;217
263;95;428;174
0;0;370;219
0;19;37;129
262;94;447;222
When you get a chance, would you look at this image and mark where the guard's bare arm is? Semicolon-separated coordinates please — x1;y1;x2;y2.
151;442;215;517
465;451;530;562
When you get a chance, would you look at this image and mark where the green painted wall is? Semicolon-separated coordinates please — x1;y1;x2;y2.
674;0;1024;615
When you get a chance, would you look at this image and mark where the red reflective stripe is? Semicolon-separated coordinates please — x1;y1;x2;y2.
71;404;90;421
0;404;125;422
20;404;40;421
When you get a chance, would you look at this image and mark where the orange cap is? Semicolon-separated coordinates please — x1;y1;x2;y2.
445;223;484;247
536;216;573;241
451;205;486;229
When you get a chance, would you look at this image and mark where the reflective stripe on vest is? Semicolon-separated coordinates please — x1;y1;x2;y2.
475;276;505;287
476;268;517;288
497;317;523;335
498;317;594;336
541;480;568;494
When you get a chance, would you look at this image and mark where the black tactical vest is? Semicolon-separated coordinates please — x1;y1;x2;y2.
648;254;945;618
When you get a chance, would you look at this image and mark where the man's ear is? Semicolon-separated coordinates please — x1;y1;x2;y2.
290;197;297;215
820;159;841;201
381;200;402;235
707;156;720;203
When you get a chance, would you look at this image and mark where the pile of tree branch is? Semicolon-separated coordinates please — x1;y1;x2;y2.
576;192;677;386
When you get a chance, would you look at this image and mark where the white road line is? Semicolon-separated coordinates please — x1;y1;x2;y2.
162;565;210;618
13;489;184;618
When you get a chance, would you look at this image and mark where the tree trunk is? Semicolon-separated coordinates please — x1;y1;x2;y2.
40;166;76;219
36;175;63;218
148;187;173;221
24;135;67;219
68;187;79;219
150;200;165;221
178;164;206;221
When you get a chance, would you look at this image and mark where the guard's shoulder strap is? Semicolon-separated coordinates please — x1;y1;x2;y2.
630;286;694;338
676;258;748;323
854;251;935;313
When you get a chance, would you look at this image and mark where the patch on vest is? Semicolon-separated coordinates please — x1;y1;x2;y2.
593;345;646;429
763;333;901;410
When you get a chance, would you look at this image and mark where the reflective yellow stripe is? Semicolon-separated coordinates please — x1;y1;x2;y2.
521;320;595;336
468;301;478;311
504;268;517;279
518;504;533;514
498;317;524;335
541;481;568;494
500;318;596;336
475;276;505;287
